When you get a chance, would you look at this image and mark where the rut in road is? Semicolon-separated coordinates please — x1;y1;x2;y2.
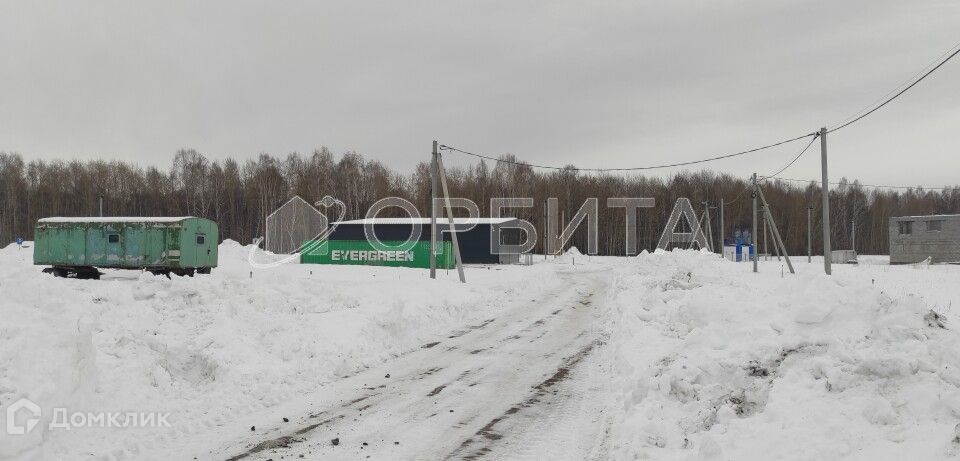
220;269;612;461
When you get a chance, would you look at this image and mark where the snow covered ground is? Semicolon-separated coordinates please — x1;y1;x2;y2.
2;242;960;460
604;252;960;460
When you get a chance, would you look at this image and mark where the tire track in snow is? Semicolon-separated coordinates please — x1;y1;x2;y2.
451;340;600;460
212;270;611;461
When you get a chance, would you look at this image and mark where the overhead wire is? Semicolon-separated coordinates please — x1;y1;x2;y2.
439;132;816;172
828;41;960;133
724;184;750;205
439;39;960;185
829;42;957;130
766;177;952;191
759;134;820;180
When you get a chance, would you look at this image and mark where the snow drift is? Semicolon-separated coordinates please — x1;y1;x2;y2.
604;250;960;460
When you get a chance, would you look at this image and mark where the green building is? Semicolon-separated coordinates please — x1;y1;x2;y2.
300;239;455;269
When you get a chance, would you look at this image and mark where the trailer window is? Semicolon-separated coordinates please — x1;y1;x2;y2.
928;220;943;232
196;235;205;245
898;221;912;235
108;233;120;243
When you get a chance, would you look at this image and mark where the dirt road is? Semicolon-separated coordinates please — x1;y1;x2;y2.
180;267;613;460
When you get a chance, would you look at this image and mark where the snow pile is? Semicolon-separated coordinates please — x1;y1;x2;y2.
0;241;561;459
5;238;960;459
606;250;960;459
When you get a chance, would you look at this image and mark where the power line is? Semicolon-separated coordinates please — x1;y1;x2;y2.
767;177;954;191
828;42;960;133
440;132;816;172
441;39;960;172
759;134;819;180
830;39;960;130
724;184;750;205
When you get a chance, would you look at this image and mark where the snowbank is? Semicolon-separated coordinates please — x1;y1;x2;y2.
0;241;563;459
4;241;960;459
605;250;960;460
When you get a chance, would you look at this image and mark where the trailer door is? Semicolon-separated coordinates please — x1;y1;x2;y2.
193;231;209;267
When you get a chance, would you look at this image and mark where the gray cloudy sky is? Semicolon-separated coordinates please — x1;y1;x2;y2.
1;0;958;187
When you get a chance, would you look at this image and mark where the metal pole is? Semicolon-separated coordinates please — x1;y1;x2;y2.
762;207;769;261
807;206;812;263
752;174;758;273
820;127;832;275
99;195;103;217
543;201;547;260
436;155;466;283
559;209;565;256
707;206;714;252
702;201;714;252
700;202;706;251
770;209;781;262
719;198;725;251
430;141;438;279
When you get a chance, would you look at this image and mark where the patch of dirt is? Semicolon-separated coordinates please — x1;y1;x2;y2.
925;310;947;329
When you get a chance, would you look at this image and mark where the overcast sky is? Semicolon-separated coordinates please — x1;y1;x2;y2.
1;0;958;187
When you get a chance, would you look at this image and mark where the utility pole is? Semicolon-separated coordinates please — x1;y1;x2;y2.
762;207;769;261
98;195;104;217
719;198;725;251
752;173;758;273
436;154;466;283
820;127;832;275
807;206;812;263
543;201;548;260
755;183;795;274
702;201;714;252
559;209;565;256
430;141;438;279
697;209;712;252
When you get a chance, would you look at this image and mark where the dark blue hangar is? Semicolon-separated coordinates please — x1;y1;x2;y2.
327;218;523;264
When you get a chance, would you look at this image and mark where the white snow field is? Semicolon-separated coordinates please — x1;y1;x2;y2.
2;241;960;460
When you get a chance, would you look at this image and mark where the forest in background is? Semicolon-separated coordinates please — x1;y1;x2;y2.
1;148;958;256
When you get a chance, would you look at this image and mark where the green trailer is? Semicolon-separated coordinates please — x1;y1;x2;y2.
34;217;219;278
301;239;455;269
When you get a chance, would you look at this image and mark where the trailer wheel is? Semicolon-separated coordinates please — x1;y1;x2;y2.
42;267;66;277
72;267;101;280
196;267;211;275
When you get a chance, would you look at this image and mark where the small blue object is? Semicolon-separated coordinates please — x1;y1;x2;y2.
728;243;755;262
16;237;24;246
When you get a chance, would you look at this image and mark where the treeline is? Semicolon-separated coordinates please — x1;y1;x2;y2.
1;149;958;255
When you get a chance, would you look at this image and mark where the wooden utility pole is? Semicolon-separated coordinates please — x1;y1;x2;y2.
820;127;832;275
430;141;438;279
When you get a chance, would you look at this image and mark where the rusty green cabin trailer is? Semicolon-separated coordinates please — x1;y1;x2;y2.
33;217;218;278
